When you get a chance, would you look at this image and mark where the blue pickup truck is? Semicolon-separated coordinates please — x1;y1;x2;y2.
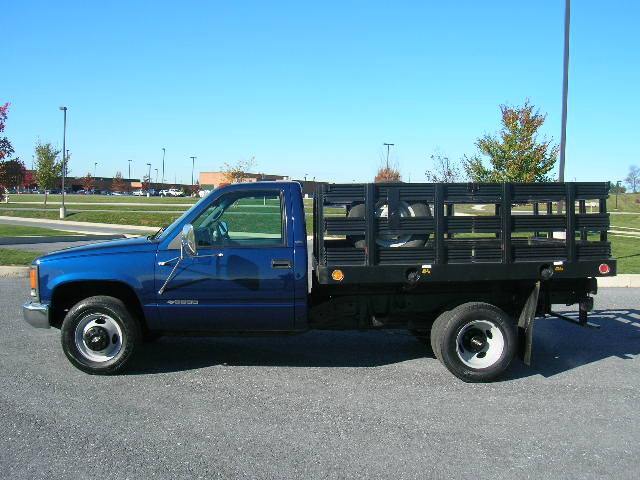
23;181;615;381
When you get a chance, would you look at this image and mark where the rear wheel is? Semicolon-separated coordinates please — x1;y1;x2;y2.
430;302;516;382
61;296;140;375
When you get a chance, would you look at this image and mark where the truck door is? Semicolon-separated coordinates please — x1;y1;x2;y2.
155;188;295;331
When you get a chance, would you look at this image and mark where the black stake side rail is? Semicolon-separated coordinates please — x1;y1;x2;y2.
313;182;616;285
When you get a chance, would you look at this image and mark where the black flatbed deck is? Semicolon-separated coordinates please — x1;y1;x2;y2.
313;182;616;285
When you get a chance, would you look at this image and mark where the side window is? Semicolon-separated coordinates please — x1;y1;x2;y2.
191;191;284;247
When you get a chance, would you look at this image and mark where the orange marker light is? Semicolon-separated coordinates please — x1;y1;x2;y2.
29;268;38;290
331;269;344;282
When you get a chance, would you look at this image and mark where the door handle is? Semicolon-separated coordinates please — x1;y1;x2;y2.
271;259;292;269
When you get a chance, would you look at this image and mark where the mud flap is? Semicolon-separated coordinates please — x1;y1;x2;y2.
517;281;540;366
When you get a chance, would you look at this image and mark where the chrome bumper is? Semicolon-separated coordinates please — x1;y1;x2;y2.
23;301;51;329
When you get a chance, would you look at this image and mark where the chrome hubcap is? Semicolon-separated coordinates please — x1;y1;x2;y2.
455;320;505;369
74;313;123;362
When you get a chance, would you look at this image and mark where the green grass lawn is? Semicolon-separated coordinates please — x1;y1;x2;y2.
608;192;640;212
0;248;44;266
0;224;76;237
610;235;640;274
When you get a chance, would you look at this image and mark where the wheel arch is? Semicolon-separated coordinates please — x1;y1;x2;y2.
50;280;147;331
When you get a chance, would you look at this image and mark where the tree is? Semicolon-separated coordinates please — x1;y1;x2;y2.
34;142;62;206
23;170;34;190
0;102;15;162
111;171;126;192
625;165;639;193
0;159;26;190
141;174;151;191
190;180;201;197
425;152;461;183
222;156;256;184
82;172;95;192
375;166;401;183
463;100;558;182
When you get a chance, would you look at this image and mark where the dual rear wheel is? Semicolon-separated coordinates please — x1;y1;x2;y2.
429;302;517;382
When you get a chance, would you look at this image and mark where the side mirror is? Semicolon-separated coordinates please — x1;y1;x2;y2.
181;224;198;257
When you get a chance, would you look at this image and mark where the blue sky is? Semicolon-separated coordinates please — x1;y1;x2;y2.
3;0;639;184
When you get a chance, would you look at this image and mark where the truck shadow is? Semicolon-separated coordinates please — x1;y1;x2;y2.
127;309;640;378
507;308;640;380
128;330;429;373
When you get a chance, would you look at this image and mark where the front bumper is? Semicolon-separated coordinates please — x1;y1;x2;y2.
23;301;51;329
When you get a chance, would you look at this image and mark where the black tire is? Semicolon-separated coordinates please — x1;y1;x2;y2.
348;202;432;248
61;296;140;375
431;302;516;383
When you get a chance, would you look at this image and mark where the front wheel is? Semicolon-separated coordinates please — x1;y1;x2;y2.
61;296;140;375
431;302;516;382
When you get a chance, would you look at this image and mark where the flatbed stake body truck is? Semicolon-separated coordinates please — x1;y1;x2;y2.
23;181;616;382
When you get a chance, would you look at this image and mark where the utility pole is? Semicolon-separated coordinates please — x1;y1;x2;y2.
59;106;67;219
383;143;394;169
558;0;570;183
161;147;166;186
190;156;196;189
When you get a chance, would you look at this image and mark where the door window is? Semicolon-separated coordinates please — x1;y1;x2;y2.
191;191;284;247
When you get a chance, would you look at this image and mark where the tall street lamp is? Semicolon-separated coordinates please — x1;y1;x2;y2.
383;143;394;169
59;106;67;219
94;162;98;177
190;156;197;189
558;0;570;183
128;159;132;179
161;148;166;186
155;168;159;184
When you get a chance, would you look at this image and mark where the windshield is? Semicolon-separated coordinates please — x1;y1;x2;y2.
153;192;213;242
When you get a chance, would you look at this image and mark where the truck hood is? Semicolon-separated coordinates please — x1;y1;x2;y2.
36;236;158;263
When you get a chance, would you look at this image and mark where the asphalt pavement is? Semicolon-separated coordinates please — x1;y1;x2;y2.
1;280;639;479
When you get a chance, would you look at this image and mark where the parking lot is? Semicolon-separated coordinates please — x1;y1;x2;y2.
1;278;638;479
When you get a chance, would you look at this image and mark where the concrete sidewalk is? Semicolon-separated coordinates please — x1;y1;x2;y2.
0;215;156;235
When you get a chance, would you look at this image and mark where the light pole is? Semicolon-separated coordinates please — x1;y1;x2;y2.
383;143;394;169
146;163;152;196
190;156;196;190
558;0;570;183
128;159;132;179
155;168;159;185
94;162;97;177
616;180;622;209
161;147;166;186
59;106;67;219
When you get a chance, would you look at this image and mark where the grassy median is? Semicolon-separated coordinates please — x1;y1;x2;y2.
0;248;45;266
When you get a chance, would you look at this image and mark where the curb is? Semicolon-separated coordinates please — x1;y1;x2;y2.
598;274;640;288
0;266;30;278
0;234;125;245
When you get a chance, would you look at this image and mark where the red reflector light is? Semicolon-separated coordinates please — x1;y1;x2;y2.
598;263;610;275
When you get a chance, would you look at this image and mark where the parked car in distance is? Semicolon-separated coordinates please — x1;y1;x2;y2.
160;188;184;197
